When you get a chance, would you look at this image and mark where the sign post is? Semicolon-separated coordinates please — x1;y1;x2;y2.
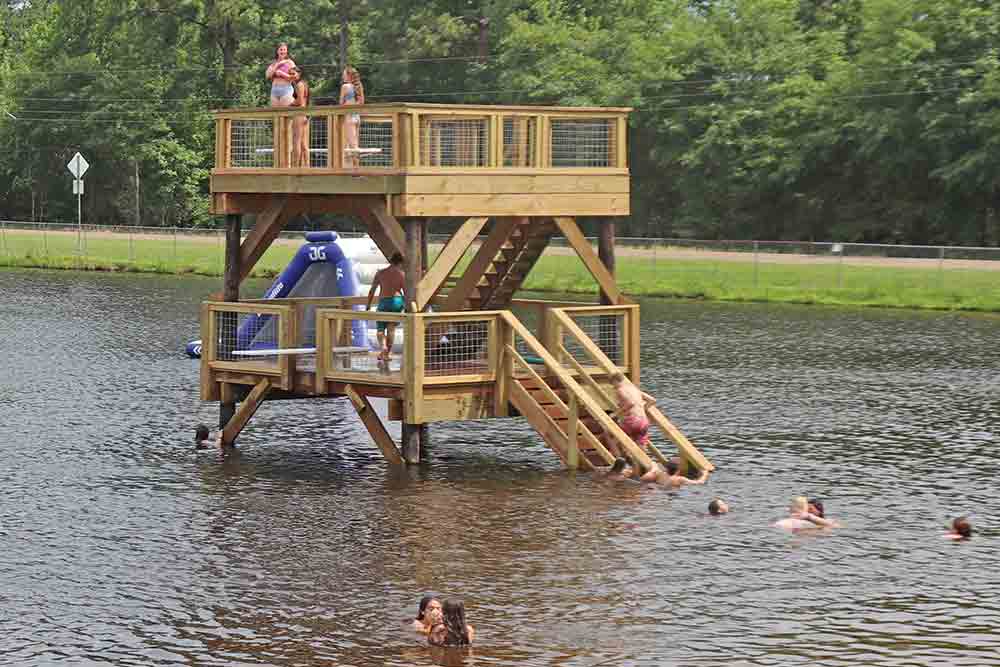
67;152;90;252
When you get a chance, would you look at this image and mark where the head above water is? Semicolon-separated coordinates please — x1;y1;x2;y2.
416;594;441;621
952;516;972;538
194;424;210;442
389;252;404;266
665;459;680;476
708;498;729;515
440;599;470;645
610;457;628;474
808;498;825;518
790;496;809;514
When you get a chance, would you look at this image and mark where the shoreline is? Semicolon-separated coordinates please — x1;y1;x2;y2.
3;252;998;313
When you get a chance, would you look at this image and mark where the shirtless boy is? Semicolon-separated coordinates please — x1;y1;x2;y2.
366;252;406;365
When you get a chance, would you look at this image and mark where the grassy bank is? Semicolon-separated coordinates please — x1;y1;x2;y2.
2;228;999;311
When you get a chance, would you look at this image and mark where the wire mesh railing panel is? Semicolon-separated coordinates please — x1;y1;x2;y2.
320;315;402;380
230;120;275;168
421;117;488;167
424;319;493;377
213;309;280;370
503;116;537;167
561;312;625;367
309;117;329;168
550;119;613;167
358;116;394;167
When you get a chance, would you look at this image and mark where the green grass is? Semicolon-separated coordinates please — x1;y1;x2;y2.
3;228;999;311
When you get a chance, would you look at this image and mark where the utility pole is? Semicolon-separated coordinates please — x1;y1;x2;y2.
339;0;349;69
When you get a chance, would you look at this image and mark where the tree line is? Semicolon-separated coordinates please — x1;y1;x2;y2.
2;0;998;245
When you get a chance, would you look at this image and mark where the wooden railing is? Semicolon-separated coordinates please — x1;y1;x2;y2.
213;103;630;172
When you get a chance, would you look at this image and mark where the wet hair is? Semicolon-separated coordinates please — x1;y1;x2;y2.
708;499;724;515
274;42;290;60
665;459;680;475
609;457;628;474
439;599;470;646
808;498;825;518
791;496;809;514
344;65;365;103
194;424;210;442
609;371;626;385
415;594;437;621
390;252;404;265
952;517;972;538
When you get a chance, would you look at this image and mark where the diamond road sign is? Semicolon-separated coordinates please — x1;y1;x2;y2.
67;152;90;179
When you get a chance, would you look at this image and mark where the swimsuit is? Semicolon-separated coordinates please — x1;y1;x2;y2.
271;61;294;99
343;83;360;123
620;414;652;448
376;295;404;332
271;82;293;99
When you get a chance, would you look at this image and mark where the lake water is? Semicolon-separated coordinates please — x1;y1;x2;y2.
1;268;998;666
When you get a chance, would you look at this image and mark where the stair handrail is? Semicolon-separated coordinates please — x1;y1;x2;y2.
499;311;655;472
551;309;715;472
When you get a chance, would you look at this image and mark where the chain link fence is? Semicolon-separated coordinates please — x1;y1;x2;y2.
2;221;999;303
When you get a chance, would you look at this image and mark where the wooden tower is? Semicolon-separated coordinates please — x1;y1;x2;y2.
201;102;712;474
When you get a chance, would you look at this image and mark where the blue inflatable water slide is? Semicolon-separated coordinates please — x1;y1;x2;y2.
185;231;378;358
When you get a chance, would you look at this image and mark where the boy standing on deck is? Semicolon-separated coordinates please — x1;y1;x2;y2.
366;252;406;366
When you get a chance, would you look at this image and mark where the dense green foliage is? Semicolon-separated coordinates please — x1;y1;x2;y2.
2;0;999;244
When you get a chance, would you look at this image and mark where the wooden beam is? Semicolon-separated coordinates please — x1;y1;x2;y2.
356;198;405;260
221;378;271;445
443;217;520;311
237;196;299;284
598;220;615;306
553;216;622;304
416;216;488;310
345;384;404;464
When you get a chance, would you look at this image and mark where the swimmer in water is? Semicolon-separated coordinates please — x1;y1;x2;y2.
412;595;443;634
428;599;475;647
708;498;730;515
641;458;710;487
193;424;222;451
773;496;836;532
944;517;972;540
602;457;633;482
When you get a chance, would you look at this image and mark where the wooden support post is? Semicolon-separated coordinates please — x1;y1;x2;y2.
345;385;404;464
598;220;616;305
566;395;580;469
597;219;620;361
494;316;514;417
421;220;429;275
220;213;241;429
403;218;425;464
221;378;271;445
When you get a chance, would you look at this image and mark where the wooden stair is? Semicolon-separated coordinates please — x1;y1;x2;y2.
467;220;555;310
513;376;614;469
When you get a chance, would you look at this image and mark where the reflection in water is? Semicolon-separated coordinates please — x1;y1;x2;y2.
1;269;998;666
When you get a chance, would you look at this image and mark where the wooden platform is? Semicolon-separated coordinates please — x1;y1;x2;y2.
210;103;631;218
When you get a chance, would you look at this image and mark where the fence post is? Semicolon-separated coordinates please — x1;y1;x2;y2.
42;223;48;255
0;221;7;256
938;246;945;288
128;225;135;262
173;226;178;264
837;244;844;289
752;241;759;288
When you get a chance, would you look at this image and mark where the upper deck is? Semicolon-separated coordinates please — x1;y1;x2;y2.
210;103;631;218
